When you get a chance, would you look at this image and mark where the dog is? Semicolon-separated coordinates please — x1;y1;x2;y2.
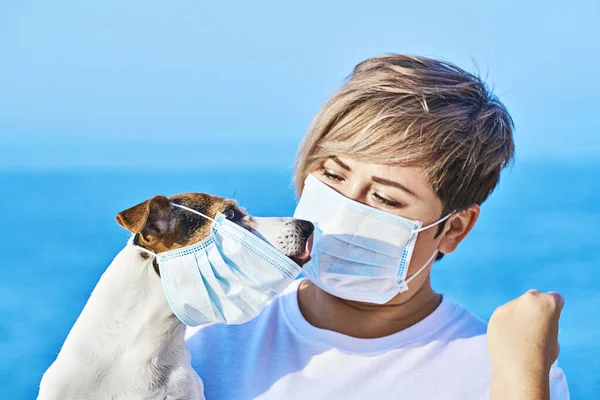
37;193;314;400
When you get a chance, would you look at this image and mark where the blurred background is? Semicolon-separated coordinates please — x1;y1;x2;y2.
1;1;598;398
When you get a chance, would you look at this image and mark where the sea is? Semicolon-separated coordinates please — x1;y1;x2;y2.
1;160;598;399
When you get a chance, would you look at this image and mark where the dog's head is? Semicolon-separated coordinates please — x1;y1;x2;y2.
116;193;314;271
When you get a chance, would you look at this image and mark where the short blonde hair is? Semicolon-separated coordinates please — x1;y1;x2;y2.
295;54;514;215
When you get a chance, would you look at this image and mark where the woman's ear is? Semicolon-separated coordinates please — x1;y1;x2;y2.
438;205;480;255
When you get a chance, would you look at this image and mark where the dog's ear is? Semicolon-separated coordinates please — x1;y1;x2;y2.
116;195;173;240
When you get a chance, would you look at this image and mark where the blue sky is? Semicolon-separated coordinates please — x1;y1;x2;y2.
0;0;598;169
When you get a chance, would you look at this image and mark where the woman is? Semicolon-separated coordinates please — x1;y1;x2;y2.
185;54;569;399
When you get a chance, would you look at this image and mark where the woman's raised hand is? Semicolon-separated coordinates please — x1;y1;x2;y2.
487;290;564;400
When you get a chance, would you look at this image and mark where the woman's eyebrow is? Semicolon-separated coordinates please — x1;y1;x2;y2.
371;176;418;198
330;156;351;171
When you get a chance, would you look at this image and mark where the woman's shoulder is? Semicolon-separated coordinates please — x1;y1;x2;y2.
440;295;488;335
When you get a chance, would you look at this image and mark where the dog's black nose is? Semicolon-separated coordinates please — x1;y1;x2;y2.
296;219;314;238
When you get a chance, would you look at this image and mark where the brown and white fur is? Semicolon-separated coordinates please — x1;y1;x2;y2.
37;193;314;400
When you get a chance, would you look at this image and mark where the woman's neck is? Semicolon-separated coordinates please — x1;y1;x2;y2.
297;278;442;339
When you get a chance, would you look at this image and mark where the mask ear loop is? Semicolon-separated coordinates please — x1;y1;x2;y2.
405;251;438;284
171;203;217;222
404;211;456;284
135;202;217;258
411;211;455;234
137;246;160;258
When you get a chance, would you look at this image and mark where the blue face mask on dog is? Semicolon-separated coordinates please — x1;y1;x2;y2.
137;204;303;326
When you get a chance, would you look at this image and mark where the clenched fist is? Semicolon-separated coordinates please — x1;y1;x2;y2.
487;290;564;400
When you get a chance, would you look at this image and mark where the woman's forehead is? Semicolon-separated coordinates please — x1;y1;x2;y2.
326;156;427;181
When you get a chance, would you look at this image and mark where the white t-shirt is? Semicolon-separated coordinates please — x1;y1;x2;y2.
185;279;569;400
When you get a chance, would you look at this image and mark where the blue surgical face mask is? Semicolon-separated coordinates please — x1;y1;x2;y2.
137;204;303;326
293;174;452;304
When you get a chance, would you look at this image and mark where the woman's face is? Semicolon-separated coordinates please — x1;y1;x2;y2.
310;156;478;301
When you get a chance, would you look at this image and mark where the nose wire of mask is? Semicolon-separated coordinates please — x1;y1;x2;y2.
294;173;452;304
133;202;303;326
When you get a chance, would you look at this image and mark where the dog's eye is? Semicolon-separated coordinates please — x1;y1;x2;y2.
224;209;236;220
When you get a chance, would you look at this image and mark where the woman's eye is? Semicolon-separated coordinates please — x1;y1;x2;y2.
373;192;402;208
224;209;236;220
321;169;345;182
